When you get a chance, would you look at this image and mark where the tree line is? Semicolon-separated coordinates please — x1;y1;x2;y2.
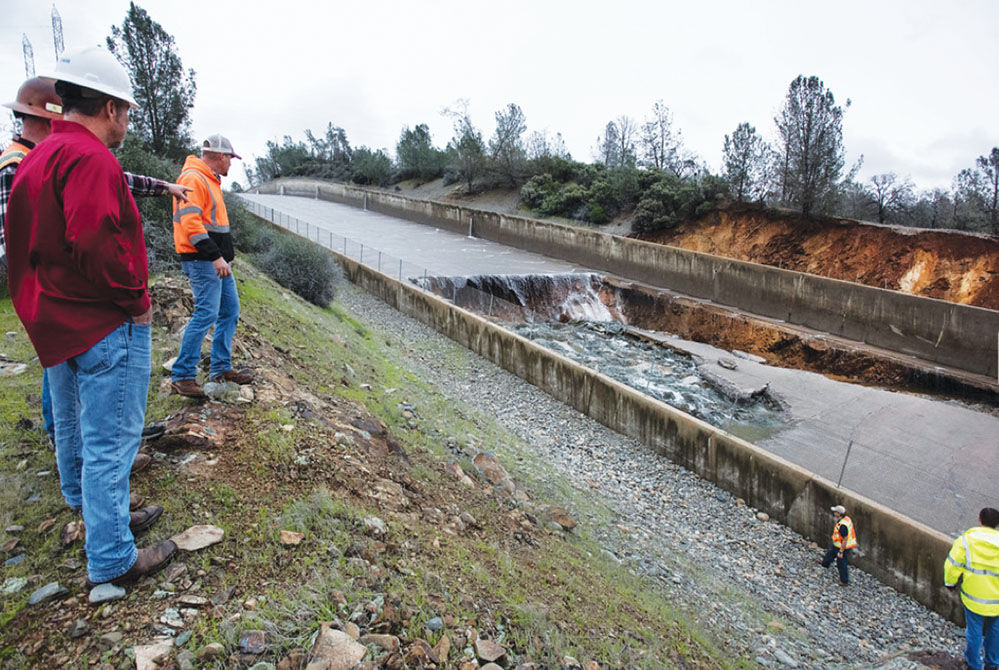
246;75;998;235
94;2;997;235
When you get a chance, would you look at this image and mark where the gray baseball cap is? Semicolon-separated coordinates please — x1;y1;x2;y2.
201;134;241;159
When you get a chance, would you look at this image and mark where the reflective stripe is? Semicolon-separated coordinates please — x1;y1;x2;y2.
204;223;229;233
0;150;26;170
961;588;999;606
172;204;202;222
179;169;217;226
959;534;999;577
189;233;209;244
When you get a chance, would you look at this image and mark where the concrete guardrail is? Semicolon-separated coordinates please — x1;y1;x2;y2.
258;177;999;381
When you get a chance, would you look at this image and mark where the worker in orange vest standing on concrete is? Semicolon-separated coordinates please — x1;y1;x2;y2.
820;504;857;586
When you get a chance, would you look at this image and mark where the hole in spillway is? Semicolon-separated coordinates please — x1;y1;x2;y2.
413;273;787;441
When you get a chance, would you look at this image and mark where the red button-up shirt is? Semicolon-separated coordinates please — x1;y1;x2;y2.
5;120;149;367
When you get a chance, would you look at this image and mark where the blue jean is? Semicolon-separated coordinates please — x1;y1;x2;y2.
964;606;999;670
822;546;852;584
47;321;150;582
41;368;55;443
172;261;240;381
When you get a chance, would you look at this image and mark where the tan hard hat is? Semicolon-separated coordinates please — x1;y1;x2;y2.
3;77;64;120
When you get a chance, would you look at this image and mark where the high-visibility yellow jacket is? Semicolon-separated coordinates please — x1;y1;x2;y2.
172;155;233;262
945;525;999;616
832;516;858;550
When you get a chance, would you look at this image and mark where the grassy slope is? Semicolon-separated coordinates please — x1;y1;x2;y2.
0;265;749;669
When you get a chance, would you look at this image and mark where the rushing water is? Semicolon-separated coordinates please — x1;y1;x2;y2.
513;320;786;436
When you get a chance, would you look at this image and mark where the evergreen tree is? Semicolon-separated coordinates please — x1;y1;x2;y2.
107;2;196;160
444;101;486;194
722;122;770;202
396;124;446;181
489;103;528;187
774;75;847;216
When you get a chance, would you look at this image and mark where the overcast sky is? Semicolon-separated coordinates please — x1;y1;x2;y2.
3;0;998;192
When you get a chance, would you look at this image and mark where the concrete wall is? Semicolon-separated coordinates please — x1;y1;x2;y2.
258;178;999;380
246;205;964;624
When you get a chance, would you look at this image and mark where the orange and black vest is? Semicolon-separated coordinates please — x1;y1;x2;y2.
172;154;233;262
0;139;32;172
832;516;858;550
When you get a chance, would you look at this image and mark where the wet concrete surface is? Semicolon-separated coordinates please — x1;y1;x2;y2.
240;193;998;537
241;193;588;277
631;328;998;537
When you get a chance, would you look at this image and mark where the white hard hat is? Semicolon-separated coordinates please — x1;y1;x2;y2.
41;46;138;108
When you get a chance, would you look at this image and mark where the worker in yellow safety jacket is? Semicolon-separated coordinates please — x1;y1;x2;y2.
820;504;857;586
945;507;999;670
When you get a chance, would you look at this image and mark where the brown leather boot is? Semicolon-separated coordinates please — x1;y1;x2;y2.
130;452;151;474
89;540;178;587
128;505;163;535
171;379;206;398
129;492;143;510
62;505;163;545
210;369;253;385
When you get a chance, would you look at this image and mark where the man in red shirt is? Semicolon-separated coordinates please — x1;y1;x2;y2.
5;47;176;585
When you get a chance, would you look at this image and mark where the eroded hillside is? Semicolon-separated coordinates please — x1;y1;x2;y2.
635;205;999;309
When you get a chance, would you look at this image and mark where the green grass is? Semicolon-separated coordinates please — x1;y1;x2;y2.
0;259;748;668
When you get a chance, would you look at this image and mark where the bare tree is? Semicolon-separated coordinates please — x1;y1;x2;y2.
526;129;569;160
976;147;999;234
867;173;914;223
614;116;638;167
595;117;637;168
641;100;697;177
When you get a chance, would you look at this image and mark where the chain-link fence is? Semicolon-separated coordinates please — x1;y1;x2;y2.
237;195;526;320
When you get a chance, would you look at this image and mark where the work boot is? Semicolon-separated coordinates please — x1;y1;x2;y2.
128;505;163;535
210;369;253;385
131;452;151;474
171;379;206;398
88;540;178;587
61;505;163;545
129;492;143;510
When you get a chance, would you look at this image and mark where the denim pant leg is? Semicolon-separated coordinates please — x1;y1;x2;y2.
47;361;84;510
821;546;839;567
41;368;56;443
173;261;222;381
75;322;150;582
209;271;240;378
966;607;986;670
836;548;851;584
984;613;999;670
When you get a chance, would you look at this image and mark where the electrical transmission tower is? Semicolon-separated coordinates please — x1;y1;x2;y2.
22;34;35;78
51;5;64;59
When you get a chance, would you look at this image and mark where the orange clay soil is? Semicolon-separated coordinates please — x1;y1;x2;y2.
633;205;999;310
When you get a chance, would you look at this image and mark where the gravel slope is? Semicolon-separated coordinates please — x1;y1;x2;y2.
339;283;964;670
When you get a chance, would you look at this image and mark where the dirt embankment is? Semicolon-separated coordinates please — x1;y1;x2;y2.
634;205;999;310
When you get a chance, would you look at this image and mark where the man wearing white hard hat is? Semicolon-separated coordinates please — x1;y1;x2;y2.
6;46;177;586
1;74;188;468
170;133;253;397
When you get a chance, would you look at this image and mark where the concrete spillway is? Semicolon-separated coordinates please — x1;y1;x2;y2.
239;192;997;538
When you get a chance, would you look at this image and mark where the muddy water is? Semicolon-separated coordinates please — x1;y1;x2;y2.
512;320;786;438
414;273;786;436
